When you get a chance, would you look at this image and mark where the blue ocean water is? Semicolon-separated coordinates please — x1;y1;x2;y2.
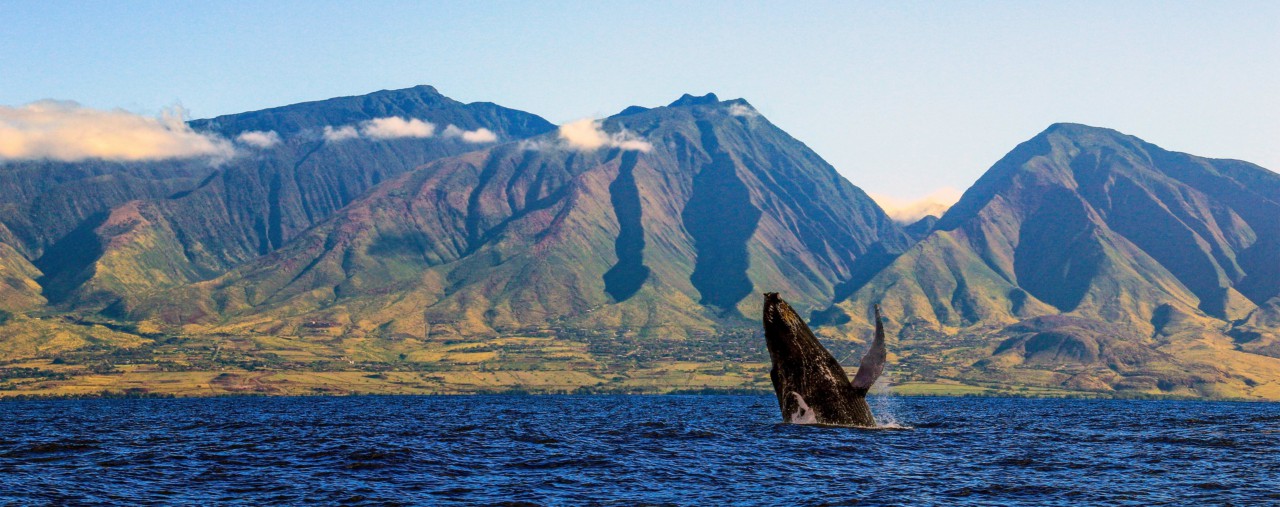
1;395;1277;506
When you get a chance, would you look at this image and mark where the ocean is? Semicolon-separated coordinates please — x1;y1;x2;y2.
2;395;1277;505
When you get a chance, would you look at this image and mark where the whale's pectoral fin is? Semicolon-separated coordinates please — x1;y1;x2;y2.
850;304;887;396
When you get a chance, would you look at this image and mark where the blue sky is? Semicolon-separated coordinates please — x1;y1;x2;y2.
1;1;1276;203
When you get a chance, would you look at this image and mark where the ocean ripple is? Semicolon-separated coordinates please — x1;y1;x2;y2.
1;396;1277;505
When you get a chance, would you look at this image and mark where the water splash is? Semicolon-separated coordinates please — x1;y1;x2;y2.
787;392;818;424
870;374;911;429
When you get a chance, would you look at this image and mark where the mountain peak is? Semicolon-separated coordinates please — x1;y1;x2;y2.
189;85;487;137
403;84;443;95
1037;122;1130;143
335;83;458;109
1043;122;1094;132
668;93;721;107
615;105;651;117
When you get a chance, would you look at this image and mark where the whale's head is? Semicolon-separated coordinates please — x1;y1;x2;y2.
762;292;788;325
762;292;809;361
762;292;781;319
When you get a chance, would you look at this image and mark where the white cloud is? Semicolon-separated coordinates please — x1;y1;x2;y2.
558;119;608;150
324;117;499;144
0;100;234;162
728;103;759;118
868;187;964;224
462;128;496;143
518;139;549;151
443;124;498;143
235;130;281;149
360;116;435;139
557;118;652;152
322;125;359;142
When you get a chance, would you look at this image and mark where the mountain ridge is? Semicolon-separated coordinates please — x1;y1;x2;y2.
4;88;1280;399
35;86;558;314
126;93;909;340
823;122;1280;397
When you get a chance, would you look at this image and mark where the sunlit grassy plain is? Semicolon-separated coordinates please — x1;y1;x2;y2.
2;313;1276;400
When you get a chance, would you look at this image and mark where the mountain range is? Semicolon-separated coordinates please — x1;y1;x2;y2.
2;85;1278;398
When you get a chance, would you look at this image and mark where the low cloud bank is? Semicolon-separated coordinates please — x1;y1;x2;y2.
557;118;652;152
0;100;234;162
0;101;502;163
360;117;435;139
443;125;498;143
728;103;759;118
322;125;359;142
321;117;497;144
236;130;281;148
868;187;964;224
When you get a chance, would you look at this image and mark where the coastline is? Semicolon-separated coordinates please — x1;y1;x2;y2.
2;380;1271;403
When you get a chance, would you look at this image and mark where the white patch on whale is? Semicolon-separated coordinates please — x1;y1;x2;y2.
788;392;818;424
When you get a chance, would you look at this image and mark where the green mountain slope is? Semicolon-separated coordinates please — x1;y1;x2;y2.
54;86;556;312
0;159;215;260
131;94;909;339
827;123;1280;397
0;239;45;313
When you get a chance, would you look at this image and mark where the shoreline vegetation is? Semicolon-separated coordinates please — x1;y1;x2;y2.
3;313;1275;403
1;382;1269;403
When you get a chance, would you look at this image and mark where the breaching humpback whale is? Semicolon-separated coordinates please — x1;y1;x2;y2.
762;293;886;427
